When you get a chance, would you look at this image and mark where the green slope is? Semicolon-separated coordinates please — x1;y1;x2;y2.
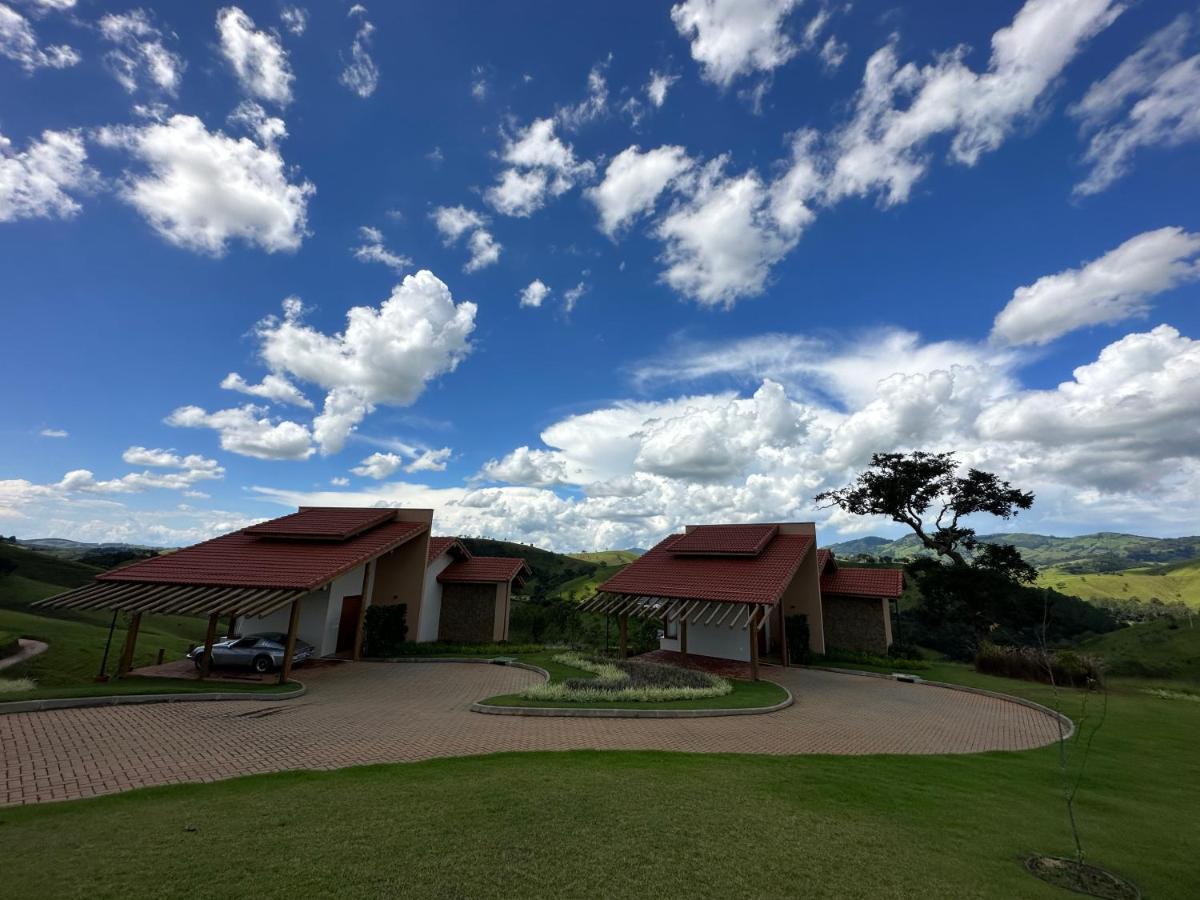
555;563;627;601
569;550;641;565
1039;560;1200;610
1080;618;1200;681
457;537;598;596
0;541;101;589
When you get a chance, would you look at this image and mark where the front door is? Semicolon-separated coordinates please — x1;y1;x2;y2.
336;595;363;655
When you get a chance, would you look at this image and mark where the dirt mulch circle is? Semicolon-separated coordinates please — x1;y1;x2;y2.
1025;856;1139;899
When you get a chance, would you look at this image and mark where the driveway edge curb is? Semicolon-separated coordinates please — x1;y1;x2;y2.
804;665;1075;740
0;682;306;715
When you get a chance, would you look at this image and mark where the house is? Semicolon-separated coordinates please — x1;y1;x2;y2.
582;523;903;678
39;507;530;682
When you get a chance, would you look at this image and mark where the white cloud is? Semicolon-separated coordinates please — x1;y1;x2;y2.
220;371;313;408
353;446;452;478
407;447;451;472
519;279;550;308
1071;14;1200;196
280;6;307;36
588;144;694;236
557;56;610;130
655;156;806;307
166;404;314;460
563;281;588;314
646;69;679;107
485;118;594;217
245;271;476;454
352;225;411;272
352;451;403;479
98;8;183;95
0;128;93;223
340;14;378;97
98;113;314;255
808;0;1123;207
992;227;1200;345
0;2;79;71
39;428;68;438
216;6;293;106
470;65;488;101
670;0;800;88
430;205;501;272
330;476;349;486
480;446;572;487
820;36;847;72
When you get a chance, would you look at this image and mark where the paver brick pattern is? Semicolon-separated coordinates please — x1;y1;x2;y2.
1;663;1062;806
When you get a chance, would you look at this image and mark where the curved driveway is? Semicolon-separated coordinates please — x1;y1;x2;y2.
0;662;1062;806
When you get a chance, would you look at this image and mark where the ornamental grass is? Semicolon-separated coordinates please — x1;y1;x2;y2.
521;652;732;703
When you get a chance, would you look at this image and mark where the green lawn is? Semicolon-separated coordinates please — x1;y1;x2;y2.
569;550;641;565
0;665;1195;898
1079;618;1200;682
1039;559;1200;610
0;676;296;702
477;649;790;710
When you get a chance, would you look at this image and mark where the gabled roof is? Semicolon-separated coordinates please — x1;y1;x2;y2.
669;524;778;556
438;556;531;586
817;548;834;572
598;526;813;605
821;565;904;599
427;536;470;564
96;509;428;590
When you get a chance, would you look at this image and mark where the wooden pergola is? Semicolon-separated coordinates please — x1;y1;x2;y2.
578;591;775;680
36;580;311;684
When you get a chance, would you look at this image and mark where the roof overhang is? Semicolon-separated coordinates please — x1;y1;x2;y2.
578;592;772;632
35;581;309;618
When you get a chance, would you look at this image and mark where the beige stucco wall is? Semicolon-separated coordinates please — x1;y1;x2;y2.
777;523;824;655
367;509;432;639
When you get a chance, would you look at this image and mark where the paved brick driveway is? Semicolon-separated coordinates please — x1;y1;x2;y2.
1;662;1062;806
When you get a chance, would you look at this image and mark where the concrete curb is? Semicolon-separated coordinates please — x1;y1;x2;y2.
0;639;49;672
0;681;306;715
805;665;1076;740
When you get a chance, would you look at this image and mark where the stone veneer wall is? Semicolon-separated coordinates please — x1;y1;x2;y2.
437;583;496;642
822;595;889;655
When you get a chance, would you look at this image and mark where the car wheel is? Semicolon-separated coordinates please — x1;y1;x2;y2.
252;654;274;674
193;654;205;670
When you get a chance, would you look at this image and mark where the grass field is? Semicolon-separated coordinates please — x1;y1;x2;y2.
0;664;1194;898
569;550;641;565
554;563;627;600
1039;559;1200;609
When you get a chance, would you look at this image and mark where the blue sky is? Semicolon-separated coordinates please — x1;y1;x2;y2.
2;0;1198;550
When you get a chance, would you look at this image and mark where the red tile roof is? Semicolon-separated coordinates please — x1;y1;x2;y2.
427;536;470;564
243;507;395;540
438;556;531;585
669;524;779;556
99;511;428;590
598;531;813;605
821;566;904;599
817;548;833;572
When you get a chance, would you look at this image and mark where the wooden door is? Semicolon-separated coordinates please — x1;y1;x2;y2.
336;595;363;655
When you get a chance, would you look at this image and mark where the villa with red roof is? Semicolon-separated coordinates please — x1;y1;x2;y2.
583;523;903;678
41;507;529;681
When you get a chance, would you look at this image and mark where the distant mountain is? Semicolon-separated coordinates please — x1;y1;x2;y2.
15;538;164;562
826;532;1200;573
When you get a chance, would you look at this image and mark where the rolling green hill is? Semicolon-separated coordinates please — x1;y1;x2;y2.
555;564;628;601
0;541;102;591
827;532;1200;573
1080;618;1200;681
1040;560;1200;611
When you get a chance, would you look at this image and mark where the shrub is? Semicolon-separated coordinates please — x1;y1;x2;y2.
362;604;408;657
785;614;811;664
521;652;732;703
974;641;1104;688
887;641;924;661
820;648;929;671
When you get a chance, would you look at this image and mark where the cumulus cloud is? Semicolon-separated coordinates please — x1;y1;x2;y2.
352;446;450;479
351;451;403;479
992;227;1200;345
98;8;183;95
588;144;693;236
0;2;79;72
280;6;307;36
352;225;411;272
485;118;594;217
220;371;312;407
480;446;572;487
670;0;800;88
1071;14;1200;196
646;69;679;107
166;404;314;460
216;6;293;105
519;279;550;308
430;205;501;272
340;10;379;98
0;128;94;222
98;113;314;255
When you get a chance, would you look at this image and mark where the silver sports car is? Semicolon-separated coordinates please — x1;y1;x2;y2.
188;632;314;674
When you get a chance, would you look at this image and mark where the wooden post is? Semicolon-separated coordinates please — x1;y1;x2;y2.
749;607;760;682
780;608;791;668
618;613;628;659
226;611;239;639
279;599;301;685
353;599;368;661
199;612;220;679
680;618;689;664
116;612;142;676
